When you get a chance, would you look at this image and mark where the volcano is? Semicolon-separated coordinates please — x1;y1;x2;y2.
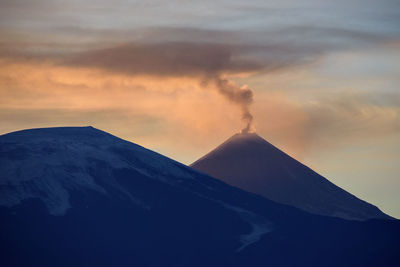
191;132;390;221
0;127;399;267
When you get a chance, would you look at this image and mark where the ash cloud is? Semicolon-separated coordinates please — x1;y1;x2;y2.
62;42;261;132
63;42;261;77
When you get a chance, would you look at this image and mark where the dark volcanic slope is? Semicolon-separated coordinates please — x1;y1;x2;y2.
0;127;399;267
191;132;391;221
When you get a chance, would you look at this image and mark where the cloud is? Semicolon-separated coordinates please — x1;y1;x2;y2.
62;42;261;77
253;90;400;159
0;58;246;156
1;48;400;165
303;93;400;141
1;24;400;159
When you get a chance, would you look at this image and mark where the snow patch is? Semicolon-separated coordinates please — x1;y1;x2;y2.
173;184;273;252
237;218;272;252
217;203;273;252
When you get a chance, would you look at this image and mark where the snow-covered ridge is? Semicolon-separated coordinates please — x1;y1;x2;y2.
0;126;275;251
0;127;195;215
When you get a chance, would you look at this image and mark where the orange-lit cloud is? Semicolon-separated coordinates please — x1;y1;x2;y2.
1;30;400;166
2;55;399;165
252;79;400;160
0;57;246;156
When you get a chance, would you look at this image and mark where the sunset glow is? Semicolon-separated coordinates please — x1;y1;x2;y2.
1;0;399;217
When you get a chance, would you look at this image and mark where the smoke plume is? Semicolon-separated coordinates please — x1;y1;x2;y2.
58;42;260;132
212;77;254;133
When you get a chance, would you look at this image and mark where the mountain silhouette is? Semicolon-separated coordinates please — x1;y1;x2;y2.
0;127;398;267
191;132;391;221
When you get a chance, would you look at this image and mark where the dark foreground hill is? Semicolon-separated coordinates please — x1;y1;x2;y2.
192;132;391;221
0;127;399;267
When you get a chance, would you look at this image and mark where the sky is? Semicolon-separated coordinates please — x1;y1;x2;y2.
0;0;399;217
